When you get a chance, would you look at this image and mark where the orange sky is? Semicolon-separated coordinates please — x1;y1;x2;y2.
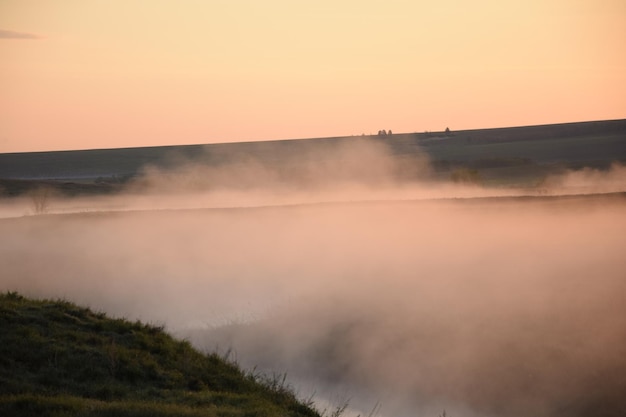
1;0;625;152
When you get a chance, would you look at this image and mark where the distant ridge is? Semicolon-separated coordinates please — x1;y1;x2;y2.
0;119;624;187
2;118;626;155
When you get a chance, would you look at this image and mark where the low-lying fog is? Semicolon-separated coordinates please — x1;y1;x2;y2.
1;139;625;417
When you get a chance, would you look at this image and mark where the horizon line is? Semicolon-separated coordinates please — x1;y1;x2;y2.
2;117;625;155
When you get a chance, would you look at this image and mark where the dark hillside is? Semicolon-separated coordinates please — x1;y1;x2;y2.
387;119;626;184
0;119;625;193
0;292;319;417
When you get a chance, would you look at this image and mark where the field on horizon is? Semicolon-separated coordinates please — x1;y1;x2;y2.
1;119;625;188
1;120;626;417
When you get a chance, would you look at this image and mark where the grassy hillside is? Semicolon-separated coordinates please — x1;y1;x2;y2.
0;292;320;417
1;119;624;195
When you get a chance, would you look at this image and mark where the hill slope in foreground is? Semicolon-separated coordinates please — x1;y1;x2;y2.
0;292;320;417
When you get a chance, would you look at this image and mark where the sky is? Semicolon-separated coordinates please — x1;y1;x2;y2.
1;0;625;153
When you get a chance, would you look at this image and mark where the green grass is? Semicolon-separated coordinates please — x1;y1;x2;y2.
0;292;320;417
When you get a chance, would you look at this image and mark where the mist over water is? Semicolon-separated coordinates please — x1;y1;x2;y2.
1;139;626;416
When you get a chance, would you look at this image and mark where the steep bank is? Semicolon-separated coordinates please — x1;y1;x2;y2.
0;292;319;417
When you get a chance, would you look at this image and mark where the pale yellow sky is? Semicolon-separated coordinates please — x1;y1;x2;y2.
1;0;625;152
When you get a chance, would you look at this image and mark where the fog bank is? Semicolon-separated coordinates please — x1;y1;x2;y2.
1;194;625;416
1;139;626;416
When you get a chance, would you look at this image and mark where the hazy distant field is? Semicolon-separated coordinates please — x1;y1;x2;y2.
1;119;625;192
1;120;626;416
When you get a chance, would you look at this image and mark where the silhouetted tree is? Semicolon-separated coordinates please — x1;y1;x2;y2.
30;186;52;214
451;168;481;184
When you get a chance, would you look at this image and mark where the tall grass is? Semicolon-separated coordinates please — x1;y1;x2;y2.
0;291;320;417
